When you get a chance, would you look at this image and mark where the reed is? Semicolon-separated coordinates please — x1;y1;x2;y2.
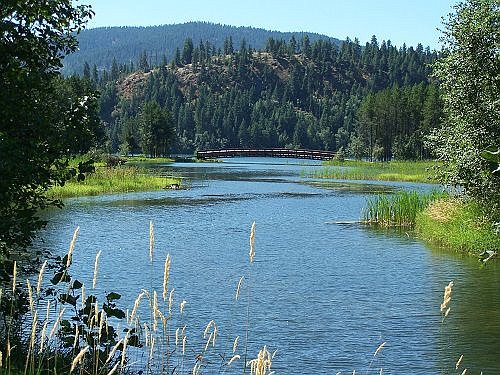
363;190;445;227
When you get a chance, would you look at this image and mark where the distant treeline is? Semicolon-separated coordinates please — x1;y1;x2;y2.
83;34;441;160
63;22;341;75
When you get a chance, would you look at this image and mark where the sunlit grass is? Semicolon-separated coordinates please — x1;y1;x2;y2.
47;166;181;198
316;160;438;183
416;199;500;254
363;190;445;227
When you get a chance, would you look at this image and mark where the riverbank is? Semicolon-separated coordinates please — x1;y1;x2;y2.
416;199;500;255
364;192;499;256
47;165;182;198
317;160;437;183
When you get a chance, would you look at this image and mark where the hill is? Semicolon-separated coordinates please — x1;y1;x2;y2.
91;36;441;160
62;21;342;75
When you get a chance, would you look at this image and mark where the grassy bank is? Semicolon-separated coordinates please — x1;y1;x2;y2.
363;190;445;227
316;160;437;183
47;166;181;198
363;192;499;255
416;199;500;254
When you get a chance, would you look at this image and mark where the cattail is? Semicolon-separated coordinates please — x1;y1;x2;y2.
192;362;201;375
0;288;3;304
92;302;99;330
107;361;120;375
67;227;80;267
235;276;244;301
249;221;256;263
249;346;272;375
153;290;159;331
73;324;79;349
169;288;175;313
456;354;464;370
26;279;34;313
121;331;129;367
36;260;47;295
49;308;66;339
130;291;145;323
228;354;240;366
182;335;186;355
81;283;86;309
232;336;239;353
0;350;2;367
440;281;454;317
175;327;180;346
180;300;187;314
29;311;38;350
204;332;213;352
163;254;171;301
144;323;150;346
203;320;214;338
12;261;17;293
39;321;48;354
92;250;101;289
149;336;155;360
105;338;123;364
98;311;105;340
45;300;51;320
149;221;154;263
212;324;217;346
70;345;89;373
374;342;386;356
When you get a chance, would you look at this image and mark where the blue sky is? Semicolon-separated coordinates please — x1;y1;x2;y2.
80;0;459;49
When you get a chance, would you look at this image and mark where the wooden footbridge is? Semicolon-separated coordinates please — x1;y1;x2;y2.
196;148;336;160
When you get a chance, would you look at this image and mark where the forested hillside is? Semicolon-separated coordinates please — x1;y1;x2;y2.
86;35;441;160
63;22;340;75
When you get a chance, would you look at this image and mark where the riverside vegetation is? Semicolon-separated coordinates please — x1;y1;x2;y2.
47;165;182;199
0;223;278;375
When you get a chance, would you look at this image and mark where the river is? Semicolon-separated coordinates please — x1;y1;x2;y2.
34;158;500;374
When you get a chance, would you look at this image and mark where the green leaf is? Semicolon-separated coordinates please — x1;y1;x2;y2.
106;292;121;302
72;279;83;289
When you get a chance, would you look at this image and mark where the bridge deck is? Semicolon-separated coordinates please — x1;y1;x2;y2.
196;148;336;160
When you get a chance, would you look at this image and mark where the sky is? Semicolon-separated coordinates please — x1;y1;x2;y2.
80;0;459;49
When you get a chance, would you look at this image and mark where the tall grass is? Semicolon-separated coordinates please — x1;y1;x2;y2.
363;190;445;227
315;160;437;183
47;166;182;198
416;199;500;254
0;223;274;375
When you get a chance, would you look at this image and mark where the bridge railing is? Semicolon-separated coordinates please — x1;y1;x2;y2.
196;148;336;160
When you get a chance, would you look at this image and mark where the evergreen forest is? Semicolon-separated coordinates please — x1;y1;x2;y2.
86;34;442;160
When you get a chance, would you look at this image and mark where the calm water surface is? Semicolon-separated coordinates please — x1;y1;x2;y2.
34;158;500;374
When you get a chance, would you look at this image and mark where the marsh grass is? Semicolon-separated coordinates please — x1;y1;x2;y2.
316;160;438;183
416;199;500;254
0;222;275;375
47;166;182;198
363;190;445;227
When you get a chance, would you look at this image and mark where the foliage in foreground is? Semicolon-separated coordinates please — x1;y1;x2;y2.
429;0;500;209
0;1;99;255
0;223;275;375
